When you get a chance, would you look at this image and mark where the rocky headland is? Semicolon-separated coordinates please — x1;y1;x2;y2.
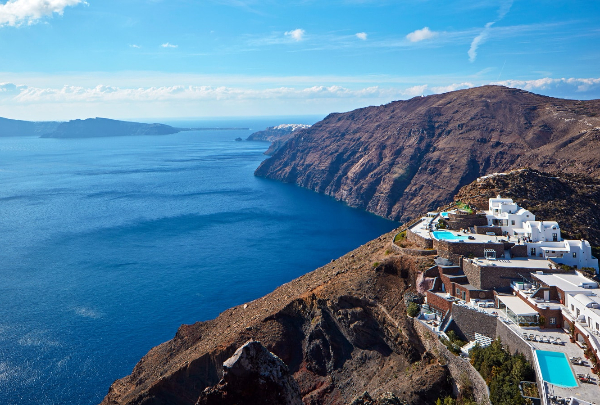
101;230;459;405
247;124;312;155
255;85;600;222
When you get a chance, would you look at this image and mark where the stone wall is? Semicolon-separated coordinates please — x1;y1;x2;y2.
446;213;488;231
406;229;434;249
462;260;543;290
426;290;453;314
494;319;535;364
474;226;502;235
450;304;498;341
510;244;528;257
389;243;437;256
434;240;505;265
412;319;491;405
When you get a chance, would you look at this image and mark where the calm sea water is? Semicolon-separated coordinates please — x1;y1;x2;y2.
0;118;396;405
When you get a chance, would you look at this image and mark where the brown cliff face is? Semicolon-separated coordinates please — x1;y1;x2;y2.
100;231;452;405
254;85;600;222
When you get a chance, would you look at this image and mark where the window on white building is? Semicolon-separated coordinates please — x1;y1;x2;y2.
512;220;515;225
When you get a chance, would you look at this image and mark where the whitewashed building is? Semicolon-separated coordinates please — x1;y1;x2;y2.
485;196;535;234
485;196;598;271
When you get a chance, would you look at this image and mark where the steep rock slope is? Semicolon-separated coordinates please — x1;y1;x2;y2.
455;168;600;247
255;86;600;222
101;231;452;405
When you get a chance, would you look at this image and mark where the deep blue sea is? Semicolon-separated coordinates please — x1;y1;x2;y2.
0;118;396;405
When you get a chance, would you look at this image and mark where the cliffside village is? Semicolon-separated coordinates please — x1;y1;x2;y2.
406;196;600;405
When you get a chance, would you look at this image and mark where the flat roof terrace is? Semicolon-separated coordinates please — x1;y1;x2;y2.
467;256;554;269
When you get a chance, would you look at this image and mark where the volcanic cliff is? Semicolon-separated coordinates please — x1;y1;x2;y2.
255;85;600;222
101;231;459;405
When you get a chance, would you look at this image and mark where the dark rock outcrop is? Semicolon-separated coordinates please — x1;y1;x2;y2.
100;232;452;405
255;85;600;222
41;117;181;138
196;340;302;405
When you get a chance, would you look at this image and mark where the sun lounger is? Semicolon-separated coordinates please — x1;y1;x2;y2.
542;335;548;343
523;333;529;340
548;336;555;344
555;337;563;345
529;333;534;340
535;334;541;342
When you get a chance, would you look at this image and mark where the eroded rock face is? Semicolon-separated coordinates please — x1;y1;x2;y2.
255;85;600;222
196;341;302;405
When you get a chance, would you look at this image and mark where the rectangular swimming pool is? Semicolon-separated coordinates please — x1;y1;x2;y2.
432;231;468;241
535;350;578;388
441;212;449;218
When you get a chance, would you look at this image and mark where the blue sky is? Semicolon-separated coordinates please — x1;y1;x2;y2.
0;0;599;120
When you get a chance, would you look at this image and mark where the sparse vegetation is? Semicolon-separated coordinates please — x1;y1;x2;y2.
407;302;421;318
440;330;467;355
394;231;407;242
372;261;380;268
470;339;535;405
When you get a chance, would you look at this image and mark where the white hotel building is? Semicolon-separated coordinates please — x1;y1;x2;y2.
485;197;598;272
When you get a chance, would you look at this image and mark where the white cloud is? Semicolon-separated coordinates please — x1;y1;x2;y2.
355;32;367;40
431;83;475;94
130;44;141;49
161;42;178;48
468;0;513;62
285;28;305;42
0;0;84;27
406;27;437;43
468;22;493;62
493;77;600;93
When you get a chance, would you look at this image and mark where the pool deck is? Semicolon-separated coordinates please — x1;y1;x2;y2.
503;318;600;403
426;296;600;403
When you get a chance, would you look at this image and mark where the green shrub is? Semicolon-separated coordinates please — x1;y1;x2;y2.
470;339;535;405
407;302;421;318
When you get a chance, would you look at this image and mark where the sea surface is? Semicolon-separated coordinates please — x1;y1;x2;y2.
0;118;396;404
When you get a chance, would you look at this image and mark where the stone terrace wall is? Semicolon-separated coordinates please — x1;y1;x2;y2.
446;214;488;231
412;319;491;405
474;226;502;235
510;244;528;257
462;260;542;290
434;240;504;265
426;290;453;314
406;229;434;249
450;304;498;341
389;243;437;256
495;319;535;364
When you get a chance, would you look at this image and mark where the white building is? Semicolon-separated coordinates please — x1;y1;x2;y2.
485;196;535;234
484;196;598;272
533;272;600;332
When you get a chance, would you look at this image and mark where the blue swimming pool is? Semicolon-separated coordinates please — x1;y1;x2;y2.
441;212;449;218
432;231;468;241
535;350;578;388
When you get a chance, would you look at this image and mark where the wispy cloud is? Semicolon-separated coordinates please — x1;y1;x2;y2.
406;27;438;42
493;77;600;93
130;44;141;49
161;42;178;48
0;0;85;27
468;0;513;62
285;28;305;42
356;32;367;40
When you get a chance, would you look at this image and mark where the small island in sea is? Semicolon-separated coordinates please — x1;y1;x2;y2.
0;116;249;138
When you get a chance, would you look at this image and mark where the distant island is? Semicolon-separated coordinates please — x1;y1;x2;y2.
0;116;249;138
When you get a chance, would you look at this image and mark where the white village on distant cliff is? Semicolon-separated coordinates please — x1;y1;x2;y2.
402;191;600;405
